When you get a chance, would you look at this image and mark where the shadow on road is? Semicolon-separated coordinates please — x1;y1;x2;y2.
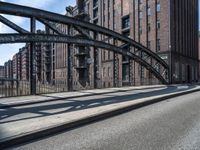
0;85;198;124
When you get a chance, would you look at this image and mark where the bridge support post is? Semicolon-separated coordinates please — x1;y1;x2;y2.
30;17;36;95
67;25;73;91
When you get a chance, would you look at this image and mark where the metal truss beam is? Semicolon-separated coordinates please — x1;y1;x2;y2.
0;2;168;69
37;18;65;35
0;15;29;33
0;33;167;84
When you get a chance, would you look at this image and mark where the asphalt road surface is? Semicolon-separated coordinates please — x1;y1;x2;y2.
9;91;200;150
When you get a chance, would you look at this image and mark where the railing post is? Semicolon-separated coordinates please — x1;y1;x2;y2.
30;17;36;95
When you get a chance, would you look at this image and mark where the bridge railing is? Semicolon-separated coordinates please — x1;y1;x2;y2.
0;78;161;98
0;79;30;98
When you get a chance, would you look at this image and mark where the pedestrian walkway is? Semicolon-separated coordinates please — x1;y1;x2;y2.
0;84;200;149
0;85;166;108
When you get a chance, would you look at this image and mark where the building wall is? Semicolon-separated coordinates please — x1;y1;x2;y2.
80;0;198;85
12;54;18;79
35;29;52;83
4;60;13;79
170;0;199;83
80;0;171;86
21;45;30;81
0;66;5;78
54;24;68;86
17;50;22;80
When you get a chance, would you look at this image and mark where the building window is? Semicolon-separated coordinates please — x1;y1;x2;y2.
122;15;130;29
147;7;151;16
114;22;117;30
156;3;161;12
157;39;160;51
147;41;151;49
122;65;129;81
108;51;111;60
103;67;105;77
108;67;110;77
157;19;160;29
148;23;151;32
103;50;106;61
139;26;142;35
93;8;98;18
139;11;143;19
93;0;98;7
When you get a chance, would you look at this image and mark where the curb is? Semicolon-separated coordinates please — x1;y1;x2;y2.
0;88;200;149
0;85;167;109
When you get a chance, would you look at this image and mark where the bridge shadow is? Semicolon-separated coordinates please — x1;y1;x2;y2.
0;85;198;124
38;85;170;99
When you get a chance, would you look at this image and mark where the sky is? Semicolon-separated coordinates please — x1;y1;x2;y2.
0;0;76;65
0;0;200;65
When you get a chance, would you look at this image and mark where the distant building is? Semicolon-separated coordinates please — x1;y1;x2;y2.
12;53;18;79
53;24;68;86
35;29;52;83
17;50;22;80
4;60;13;79
0;66;5;78
21;44;30;81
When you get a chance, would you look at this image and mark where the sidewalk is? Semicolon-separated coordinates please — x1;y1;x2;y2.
0;85;166;108
0;84;200;149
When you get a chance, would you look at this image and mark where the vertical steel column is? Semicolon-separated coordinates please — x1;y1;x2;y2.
113;39;119;87
93;32;98;89
67;25;72;91
30;17;36;95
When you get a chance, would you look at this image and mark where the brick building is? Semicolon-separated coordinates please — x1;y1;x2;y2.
12;51;22;80
51;0;198;90
0;66;5;78
17;50;22;80
70;0;199;86
37;29;52;83
21;44;30;81
53;24;68;86
12;53;18;79
4;60;13;79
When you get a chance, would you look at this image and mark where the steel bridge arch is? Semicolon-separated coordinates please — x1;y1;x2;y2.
0;2;169;87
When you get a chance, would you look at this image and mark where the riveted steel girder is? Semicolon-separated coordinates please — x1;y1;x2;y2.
0;15;29;33
0;33;168;84
0;2;169;84
37;18;65;35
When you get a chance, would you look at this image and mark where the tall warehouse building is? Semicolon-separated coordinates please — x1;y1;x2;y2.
52;0;199;91
69;0;199;88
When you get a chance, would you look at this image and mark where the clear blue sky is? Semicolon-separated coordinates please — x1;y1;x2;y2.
0;0;200;65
